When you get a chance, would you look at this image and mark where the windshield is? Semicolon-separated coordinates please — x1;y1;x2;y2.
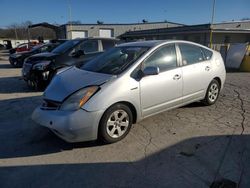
81;46;149;75
52;40;80;54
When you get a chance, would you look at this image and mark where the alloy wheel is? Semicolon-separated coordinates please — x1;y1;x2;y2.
106;110;129;138
208;83;219;102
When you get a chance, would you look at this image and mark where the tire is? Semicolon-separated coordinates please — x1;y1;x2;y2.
12;60;22;68
28;73;46;91
203;79;220;106
99;103;133;143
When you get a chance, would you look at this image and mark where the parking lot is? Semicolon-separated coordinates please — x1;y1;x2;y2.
0;51;250;187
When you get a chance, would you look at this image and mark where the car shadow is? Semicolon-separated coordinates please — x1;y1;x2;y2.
181;101;206;108
0;134;249;187
0;76;39;93
0;96;104;159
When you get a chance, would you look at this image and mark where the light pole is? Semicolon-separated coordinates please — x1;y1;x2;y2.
209;0;216;48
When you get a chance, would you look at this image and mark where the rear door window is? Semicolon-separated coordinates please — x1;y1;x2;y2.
102;40;115;50
178;43;205;65
80;40;99;53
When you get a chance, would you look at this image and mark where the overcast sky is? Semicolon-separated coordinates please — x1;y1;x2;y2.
0;0;249;27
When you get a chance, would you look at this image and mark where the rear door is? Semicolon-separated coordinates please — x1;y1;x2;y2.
177;43;214;103
139;43;183;117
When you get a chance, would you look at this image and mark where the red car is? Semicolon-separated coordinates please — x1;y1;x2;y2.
10;41;39;54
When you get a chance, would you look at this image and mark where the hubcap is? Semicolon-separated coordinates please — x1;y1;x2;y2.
208;83;219;102
106;110;129;138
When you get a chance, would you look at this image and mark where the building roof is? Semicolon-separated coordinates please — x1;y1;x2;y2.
61;21;184;27
120;21;250;38
28;22;60;30
28;21;184;31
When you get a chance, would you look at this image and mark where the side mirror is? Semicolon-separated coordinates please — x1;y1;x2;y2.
72;49;85;58
143;66;159;76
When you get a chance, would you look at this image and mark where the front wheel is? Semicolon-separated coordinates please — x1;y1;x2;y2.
203;79;220;105
99;103;133;143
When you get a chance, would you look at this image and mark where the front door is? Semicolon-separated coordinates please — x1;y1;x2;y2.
139;44;183;117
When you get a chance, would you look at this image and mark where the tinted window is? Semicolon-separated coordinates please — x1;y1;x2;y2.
179;43;204;65
52;40;80;54
102;40;115;50
80;40;98;53
81;46;149;75
143;44;177;72
201;48;213;60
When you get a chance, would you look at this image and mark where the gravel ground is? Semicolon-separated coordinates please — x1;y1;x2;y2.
0;53;250;188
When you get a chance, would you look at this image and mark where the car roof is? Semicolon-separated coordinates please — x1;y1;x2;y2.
117;40;213;51
71;37;119;41
117;40;172;47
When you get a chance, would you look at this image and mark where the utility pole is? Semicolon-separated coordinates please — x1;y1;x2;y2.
209;0;216;48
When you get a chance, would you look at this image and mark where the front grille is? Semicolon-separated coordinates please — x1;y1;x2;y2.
41;99;61;110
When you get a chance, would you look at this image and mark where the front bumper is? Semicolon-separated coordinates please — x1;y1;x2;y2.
32;107;104;142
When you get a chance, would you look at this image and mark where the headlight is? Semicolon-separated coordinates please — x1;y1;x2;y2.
33;61;51;70
60;86;99;111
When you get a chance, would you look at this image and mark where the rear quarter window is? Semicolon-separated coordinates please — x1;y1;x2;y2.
201;48;213;60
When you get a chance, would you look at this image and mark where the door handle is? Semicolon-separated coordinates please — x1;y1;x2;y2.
205;66;211;71
173;74;181;80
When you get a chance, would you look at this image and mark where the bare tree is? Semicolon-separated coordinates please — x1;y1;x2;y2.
0;21;56;40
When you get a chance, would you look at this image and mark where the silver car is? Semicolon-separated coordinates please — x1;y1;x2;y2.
32;40;226;143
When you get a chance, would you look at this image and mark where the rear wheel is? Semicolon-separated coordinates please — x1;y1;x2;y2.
203;79;220;105
99;103;133;143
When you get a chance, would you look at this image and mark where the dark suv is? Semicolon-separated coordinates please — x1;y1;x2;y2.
22;37;119;89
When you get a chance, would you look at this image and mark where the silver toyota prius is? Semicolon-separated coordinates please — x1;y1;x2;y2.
32;40;226;143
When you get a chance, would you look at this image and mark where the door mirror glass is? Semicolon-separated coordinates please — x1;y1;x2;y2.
143;66;159;76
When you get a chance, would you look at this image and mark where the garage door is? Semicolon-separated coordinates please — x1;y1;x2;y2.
99;29;113;38
71;31;87;39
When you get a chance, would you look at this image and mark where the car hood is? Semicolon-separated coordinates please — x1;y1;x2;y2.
27;52;58;63
44;67;114;102
10;51;30;58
